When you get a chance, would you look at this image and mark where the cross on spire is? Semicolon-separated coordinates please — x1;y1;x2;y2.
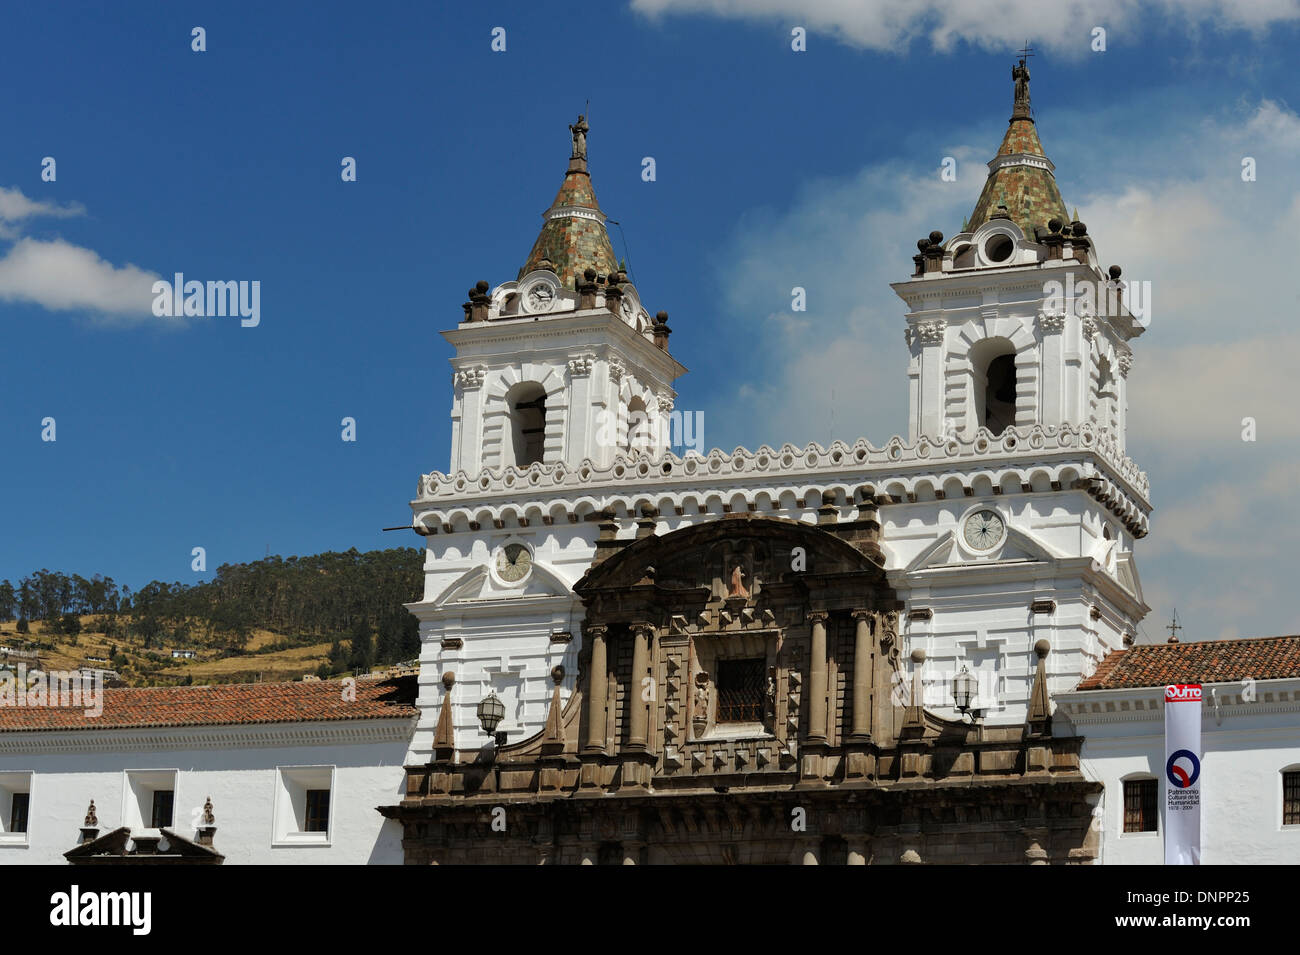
1166;610;1183;644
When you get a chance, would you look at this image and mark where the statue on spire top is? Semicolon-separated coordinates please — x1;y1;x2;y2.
569;114;589;161
1012;57;1032;119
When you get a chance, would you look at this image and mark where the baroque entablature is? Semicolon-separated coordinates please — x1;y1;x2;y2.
412;426;1150;538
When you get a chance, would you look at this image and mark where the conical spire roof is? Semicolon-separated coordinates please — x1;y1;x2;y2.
966;58;1071;238
518;115;620;290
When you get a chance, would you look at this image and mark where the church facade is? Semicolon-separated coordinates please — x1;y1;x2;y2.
386;63;1149;863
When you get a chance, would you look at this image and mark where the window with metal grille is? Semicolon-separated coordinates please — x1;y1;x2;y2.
1123;778;1157;832
715;658;765;723
150;789;174;829
304;789;330;833
1284;771;1300;826
9;792;29;834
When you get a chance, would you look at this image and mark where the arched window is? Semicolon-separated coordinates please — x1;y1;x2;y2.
968;337;1020;437
626;396;651;454
984;355;1017;435
952;244;975;269
507;382;547;467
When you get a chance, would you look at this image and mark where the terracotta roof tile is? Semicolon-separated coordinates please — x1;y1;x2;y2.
0;675;417;732
1076;636;1300;690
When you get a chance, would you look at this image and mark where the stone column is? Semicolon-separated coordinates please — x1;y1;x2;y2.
627;623;652;749
807;612;829;744
850;610;873;740
583;625;608;754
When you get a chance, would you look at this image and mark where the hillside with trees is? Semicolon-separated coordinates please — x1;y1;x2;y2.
0;547;423;685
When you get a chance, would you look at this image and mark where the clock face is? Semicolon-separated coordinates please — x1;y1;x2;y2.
963;509;1005;551
496;543;532;583
525;284;554;312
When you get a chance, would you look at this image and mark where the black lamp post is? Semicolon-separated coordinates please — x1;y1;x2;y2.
952;665;982;722
477;691;508;747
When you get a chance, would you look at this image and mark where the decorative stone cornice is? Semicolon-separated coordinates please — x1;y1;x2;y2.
416;425;1152;528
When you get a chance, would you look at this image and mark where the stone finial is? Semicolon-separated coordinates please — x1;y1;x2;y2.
652;310;671;350
200;796;216;827
578;268;598;310
433;676;456;758
468;280;491;322
84;799;98;828
1027;639;1052;736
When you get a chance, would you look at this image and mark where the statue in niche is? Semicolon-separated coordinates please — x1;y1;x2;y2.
692;672;710;726
728;563;750;599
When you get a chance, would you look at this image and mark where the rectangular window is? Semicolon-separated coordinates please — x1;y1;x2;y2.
1284;771;1300;826
9;793;29;834
1123;778;1158;833
304;790;330;833
715;658;765;723
273;766;334;845
151;789;174;829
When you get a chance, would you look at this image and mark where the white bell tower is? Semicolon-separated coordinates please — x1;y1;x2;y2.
444;116;685;479
897;59;1144;452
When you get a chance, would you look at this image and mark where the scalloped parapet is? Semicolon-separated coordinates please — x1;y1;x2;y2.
414;423;1150;532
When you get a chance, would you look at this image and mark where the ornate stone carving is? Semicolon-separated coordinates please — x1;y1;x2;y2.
454;366;486;389
568;355;594;377
656;392;675;414
608;358;625;384
1116;352;1133;377
916;321;946;345
1037;309;1066;333
1081;316;1099;342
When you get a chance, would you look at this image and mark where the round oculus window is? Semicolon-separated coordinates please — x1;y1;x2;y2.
984;234;1014;263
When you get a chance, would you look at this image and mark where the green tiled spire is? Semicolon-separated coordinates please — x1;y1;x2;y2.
966;60;1071;238
518;115;619;290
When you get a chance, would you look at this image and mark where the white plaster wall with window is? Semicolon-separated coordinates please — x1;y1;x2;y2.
0;720;411;865
1055;678;1300;864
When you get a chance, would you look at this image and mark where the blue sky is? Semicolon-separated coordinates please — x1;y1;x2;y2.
4;1;1300;642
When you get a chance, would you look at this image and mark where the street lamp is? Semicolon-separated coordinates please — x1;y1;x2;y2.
477;691;508;747
952;665;982;722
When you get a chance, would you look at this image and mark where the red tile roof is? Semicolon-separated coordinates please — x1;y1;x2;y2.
1077;636;1300;690
0;675;417;732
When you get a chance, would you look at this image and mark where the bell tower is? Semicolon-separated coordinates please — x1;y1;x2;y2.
896;57;1144;452
443;116;686;478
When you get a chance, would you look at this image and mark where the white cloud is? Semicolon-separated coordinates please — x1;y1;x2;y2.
0;185;84;240
630;0;1300;55
0;237;160;318
0;186;162;320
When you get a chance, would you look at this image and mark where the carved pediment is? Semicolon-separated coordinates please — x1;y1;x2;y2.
576;515;886;600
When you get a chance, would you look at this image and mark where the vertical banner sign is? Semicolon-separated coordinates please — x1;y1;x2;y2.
1163;683;1202;865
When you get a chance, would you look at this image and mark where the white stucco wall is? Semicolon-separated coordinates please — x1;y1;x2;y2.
0;720;412;865
1056;679;1300;864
